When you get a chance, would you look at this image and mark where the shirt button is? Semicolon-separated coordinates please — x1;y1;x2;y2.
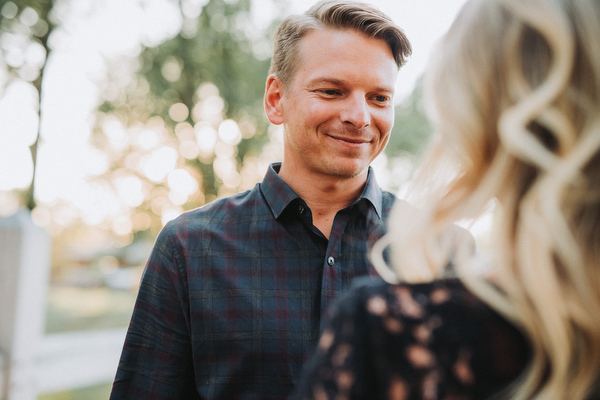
327;256;335;266
298;204;305;214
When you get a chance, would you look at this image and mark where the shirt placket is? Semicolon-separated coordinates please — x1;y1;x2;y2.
320;209;350;325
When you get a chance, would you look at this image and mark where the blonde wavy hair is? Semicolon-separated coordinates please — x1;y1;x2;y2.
373;0;600;398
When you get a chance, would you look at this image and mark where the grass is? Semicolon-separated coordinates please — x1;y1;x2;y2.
39;285;138;399
38;382;113;400
45;285;137;334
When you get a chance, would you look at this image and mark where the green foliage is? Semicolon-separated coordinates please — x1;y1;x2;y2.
1;0;432;238
141;0;271;123
95;0;283;216
386;80;432;159
143;0;273;195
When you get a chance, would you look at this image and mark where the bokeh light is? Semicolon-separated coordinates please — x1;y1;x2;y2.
0;0;472;272
218;119;242;145
0;80;38;190
142;147;178;182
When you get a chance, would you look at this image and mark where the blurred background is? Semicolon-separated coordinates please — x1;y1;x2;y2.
0;0;469;398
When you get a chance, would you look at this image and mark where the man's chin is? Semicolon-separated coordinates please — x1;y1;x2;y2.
320;161;369;179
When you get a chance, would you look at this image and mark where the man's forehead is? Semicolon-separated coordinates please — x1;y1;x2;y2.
297;28;396;66
293;31;396;81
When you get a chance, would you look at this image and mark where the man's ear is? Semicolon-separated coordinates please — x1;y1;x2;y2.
264;75;284;125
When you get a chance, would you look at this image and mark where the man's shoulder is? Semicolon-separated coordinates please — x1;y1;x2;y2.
381;189;397;202
380;190;398;217
194;185;262;213
164;184;266;230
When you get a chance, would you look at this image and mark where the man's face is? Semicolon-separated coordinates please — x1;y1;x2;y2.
273;28;398;180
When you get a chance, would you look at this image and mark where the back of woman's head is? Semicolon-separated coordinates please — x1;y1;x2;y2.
381;0;600;398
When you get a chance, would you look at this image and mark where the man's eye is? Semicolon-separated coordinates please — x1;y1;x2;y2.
321;89;339;95
374;95;389;103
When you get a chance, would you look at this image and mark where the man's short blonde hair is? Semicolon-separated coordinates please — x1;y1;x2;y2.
269;0;412;89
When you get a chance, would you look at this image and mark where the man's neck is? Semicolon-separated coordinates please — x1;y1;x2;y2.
278;163;368;239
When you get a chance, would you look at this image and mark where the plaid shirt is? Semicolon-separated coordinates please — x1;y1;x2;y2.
110;163;396;400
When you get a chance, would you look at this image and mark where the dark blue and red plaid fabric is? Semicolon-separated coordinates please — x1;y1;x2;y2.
110;163;395;400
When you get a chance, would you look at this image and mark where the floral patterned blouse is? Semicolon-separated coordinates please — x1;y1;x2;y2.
291;278;530;400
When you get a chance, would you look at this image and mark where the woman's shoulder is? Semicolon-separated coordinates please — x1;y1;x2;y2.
340;277;530;396
343;278;525;348
341;277;483;317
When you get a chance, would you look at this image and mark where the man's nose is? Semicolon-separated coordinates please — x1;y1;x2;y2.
341;94;370;129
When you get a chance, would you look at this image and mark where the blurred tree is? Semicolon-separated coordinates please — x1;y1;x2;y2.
386;79;432;159
91;0;433;238
0;0;57;210
1;0;431;240
92;0;290;236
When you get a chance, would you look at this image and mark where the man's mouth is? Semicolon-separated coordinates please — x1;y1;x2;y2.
327;135;370;145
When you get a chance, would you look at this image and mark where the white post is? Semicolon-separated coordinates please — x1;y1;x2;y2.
0;210;51;400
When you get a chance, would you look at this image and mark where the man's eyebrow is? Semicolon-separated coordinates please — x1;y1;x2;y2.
307;77;345;87
374;86;395;94
307;78;394;93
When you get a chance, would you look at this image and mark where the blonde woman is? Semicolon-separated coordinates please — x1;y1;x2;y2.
292;0;600;398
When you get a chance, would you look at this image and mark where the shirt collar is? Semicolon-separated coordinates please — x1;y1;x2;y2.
261;163;300;219
260;163;384;219
358;167;384;219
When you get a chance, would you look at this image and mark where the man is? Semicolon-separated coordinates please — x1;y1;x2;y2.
110;1;411;399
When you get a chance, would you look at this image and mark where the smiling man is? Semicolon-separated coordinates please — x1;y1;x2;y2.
110;1;411;399
266;25;401;238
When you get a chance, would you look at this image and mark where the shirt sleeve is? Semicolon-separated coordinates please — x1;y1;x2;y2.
110;224;201;400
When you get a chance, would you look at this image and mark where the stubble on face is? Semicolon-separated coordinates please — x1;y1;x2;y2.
279;28;397;182
312;125;380;178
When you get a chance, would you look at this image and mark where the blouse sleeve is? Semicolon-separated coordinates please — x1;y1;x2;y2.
291;279;529;400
